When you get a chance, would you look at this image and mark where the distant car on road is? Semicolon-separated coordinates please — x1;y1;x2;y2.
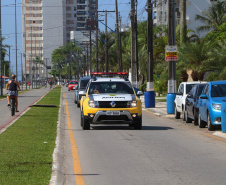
198;81;226;131
184;83;207;125
174;82;206;120
74;77;91;108
68;80;78;91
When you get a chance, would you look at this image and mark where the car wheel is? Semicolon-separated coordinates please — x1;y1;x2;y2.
182;107;186;121
193;109;198;126
198;112;206;128
77;102;80;108
207;113;214;131
134;116;142;130
174;105;180;119
185;108;192;123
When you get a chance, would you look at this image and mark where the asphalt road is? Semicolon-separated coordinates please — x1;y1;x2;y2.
0;87;50;130
62;87;226;185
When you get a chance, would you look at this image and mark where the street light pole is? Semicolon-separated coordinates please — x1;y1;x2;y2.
15;0;18;78
96;0;99;72
0;0;2;96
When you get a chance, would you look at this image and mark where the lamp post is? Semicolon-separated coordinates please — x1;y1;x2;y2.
15;0;18;78
0;0;3;96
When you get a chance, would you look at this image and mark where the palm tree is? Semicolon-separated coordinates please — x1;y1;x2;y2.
195;0;226;32
178;39;218;80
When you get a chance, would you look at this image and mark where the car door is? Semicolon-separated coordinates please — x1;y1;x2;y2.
199;84;209;122
176;84;184;112
187;87;195;116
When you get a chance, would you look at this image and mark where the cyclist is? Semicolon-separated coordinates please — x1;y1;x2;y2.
6;74;21;112
49;79;53;89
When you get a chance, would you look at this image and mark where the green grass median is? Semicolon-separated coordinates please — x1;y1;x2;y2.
0;86;61;185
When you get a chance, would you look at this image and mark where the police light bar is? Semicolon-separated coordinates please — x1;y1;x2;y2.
91;72;128;79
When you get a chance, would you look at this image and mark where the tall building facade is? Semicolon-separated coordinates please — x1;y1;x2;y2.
22;0;97;80
22;0;44;81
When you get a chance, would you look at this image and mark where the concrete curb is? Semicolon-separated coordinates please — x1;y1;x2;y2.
49;88;65;185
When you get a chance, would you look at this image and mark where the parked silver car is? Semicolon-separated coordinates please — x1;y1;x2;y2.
74;77;91;108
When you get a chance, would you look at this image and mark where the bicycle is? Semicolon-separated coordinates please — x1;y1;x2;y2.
9;93;16;116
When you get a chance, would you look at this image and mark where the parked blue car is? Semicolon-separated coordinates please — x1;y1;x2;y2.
198;81;226;131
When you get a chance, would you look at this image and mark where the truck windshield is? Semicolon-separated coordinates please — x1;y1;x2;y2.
88;82;134;95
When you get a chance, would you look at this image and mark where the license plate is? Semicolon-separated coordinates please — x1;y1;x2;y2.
106;111;120;116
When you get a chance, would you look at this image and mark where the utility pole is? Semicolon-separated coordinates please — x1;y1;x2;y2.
115;0;122;72
0;0;2;96
135;0;139;85
168;0;176;93
130;0;137;87
166;0;177;114
145;0;155;108
105;10;108;72
15;0;18;78
24;14;27;90
45;58;48;81
96;0;99;72
88;30;92;75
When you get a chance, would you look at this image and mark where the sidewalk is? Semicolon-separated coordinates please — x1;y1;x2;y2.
140;96;174;118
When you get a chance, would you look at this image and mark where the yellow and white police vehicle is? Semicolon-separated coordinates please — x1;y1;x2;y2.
80;72;143;130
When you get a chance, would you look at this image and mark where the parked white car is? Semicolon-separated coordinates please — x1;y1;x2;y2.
174;81;206;120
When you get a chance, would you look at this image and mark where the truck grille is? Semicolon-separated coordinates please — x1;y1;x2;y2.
98;101;128;108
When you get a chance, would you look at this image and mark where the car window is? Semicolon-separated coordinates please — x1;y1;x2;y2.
178;84;184;94
70;81;78;85
211;84;226;97
203;85;209;96
186;84;195;94
197;85;206;96
80;80;89;89
88;82;134;95
189;86;195;96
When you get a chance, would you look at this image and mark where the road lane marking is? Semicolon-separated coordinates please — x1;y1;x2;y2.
205;133;226;142
63;90;85;185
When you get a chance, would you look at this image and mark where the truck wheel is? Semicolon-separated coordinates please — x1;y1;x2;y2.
207;113;214;131
174;105;180;119
134;116;142;130
198;113;206;128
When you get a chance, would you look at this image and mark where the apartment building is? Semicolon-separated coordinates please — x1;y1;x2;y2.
22;0;44;81
22;0;97;80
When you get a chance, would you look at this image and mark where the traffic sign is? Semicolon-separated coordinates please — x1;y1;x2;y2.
165;45;177;61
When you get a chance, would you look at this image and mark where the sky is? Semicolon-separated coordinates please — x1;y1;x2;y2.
1;0;148;80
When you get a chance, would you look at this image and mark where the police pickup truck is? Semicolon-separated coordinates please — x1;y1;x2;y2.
80;72;143;130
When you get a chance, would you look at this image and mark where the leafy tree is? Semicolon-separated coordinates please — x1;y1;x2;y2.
195;0;226;32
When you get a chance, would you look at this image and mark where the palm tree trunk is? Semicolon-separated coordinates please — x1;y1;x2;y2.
180;0;187;45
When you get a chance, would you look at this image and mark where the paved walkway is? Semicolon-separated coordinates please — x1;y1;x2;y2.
140;96;173;118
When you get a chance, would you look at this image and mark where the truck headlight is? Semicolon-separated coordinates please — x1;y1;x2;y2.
212;103;221;110
88;100;99;108
127;100;137;108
